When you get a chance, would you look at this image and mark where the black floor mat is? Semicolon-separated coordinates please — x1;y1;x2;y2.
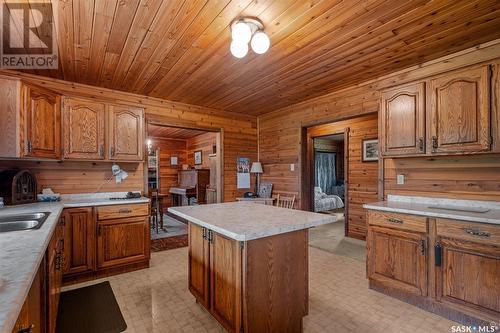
56;281;127;333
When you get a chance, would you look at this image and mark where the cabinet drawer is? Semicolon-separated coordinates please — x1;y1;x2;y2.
97;203;149;220
436;218;500;246
368;210;427;233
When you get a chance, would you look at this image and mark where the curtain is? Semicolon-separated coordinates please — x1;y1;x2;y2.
315;151;336;195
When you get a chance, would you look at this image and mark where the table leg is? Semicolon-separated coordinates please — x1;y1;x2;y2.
159;197;164;231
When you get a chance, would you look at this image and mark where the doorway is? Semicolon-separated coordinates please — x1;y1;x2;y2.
145;123;223;251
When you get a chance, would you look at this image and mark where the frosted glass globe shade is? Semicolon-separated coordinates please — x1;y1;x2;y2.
251;31;270;54
232;22;252;44
230;40;248;58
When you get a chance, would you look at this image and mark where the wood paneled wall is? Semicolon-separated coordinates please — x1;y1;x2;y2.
307;114;378;239
0;70;258;201
0;160;144;194
149;137;187;206
259;41;500;239
187;132;217;169
384;155;500;201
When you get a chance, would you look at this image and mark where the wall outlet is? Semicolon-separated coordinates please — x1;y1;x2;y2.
290;163;295;171
397;174;405;185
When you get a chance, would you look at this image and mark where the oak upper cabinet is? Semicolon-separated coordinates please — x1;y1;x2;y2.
62;207;95;276
381;82;426;156
435;218;500;322
108;105;144;161
22;83;62;159
188;223;210;308
366;211;428;297
96;204;150;269
62;98;106;160
428;65;491;154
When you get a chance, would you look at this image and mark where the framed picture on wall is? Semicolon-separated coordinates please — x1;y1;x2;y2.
170;156;178;166
362;139;379;162
194;150;202;165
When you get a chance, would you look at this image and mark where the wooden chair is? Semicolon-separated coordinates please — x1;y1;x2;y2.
148;188;160;233
275;194;295;209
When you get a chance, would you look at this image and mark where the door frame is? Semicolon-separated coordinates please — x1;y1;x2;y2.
144;120;224;204
303;128;349;236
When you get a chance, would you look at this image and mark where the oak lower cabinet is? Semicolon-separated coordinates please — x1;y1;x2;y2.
435;218;500;322
188;222;308;333
12;260;45;333
367;226;427;297
366;210;500;325
46;218;65;333
62;207;95;276
96;204;150;269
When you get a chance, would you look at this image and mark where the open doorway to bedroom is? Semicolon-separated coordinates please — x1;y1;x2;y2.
303;113;379;262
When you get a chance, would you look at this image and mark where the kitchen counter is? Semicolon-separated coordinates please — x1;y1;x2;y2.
168;201;336;241
0;192;149;333
363;195;500;225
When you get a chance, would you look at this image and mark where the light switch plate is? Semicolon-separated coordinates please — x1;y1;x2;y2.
290;163;295;171
397;174;405;185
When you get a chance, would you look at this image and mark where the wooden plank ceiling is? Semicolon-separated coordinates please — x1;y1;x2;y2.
147;124;208;139
15;0;500;115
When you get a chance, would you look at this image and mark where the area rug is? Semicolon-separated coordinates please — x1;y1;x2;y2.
151;234;188;252
56;281;126;333
150;215;188;240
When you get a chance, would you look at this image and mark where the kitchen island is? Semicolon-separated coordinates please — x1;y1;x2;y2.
168;202;336;333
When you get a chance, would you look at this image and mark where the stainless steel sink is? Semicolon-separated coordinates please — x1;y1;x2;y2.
0;212;50;232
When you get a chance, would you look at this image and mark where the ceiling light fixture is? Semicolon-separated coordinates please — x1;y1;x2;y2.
230;18;270;58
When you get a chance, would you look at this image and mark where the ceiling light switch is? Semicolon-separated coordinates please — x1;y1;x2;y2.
290;164;295;171
397;174;405;185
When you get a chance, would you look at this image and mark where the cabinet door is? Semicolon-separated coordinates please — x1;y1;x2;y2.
436;238;500;319
62;98;105;160
188;223;210;308
22;84;61;159
108;105;144;161
97;217;150;269
62;207;95;276
381;82;426;156
47;219;64;333
209;231;242;333
12;258;45;333
367;226;427;296
429;66;491;153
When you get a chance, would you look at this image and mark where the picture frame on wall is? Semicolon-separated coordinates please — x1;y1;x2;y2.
170;156;178;166
362;138;379;162
194;150;202;165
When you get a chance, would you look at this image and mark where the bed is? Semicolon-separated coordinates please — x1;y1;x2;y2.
314;186;344;212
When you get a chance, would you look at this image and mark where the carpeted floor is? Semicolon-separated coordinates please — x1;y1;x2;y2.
309;211;366;261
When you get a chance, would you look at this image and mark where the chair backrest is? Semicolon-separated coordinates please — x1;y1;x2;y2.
275;194;295;209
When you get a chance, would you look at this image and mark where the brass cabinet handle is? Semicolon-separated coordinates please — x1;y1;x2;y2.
419;239;426;256
109;146;115;157
418;138;424;151
118;209;132;214
463;228;490;238
202;227;207;239
99;145;104;157
387;217;403;224
431;136;438;151
59;217;66;226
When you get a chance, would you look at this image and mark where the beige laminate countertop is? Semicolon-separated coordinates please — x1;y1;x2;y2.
0;193;149;333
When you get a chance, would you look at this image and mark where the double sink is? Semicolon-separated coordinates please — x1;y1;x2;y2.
0;212;50;232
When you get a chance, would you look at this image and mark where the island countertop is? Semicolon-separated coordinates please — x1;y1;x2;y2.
168;201;336;241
